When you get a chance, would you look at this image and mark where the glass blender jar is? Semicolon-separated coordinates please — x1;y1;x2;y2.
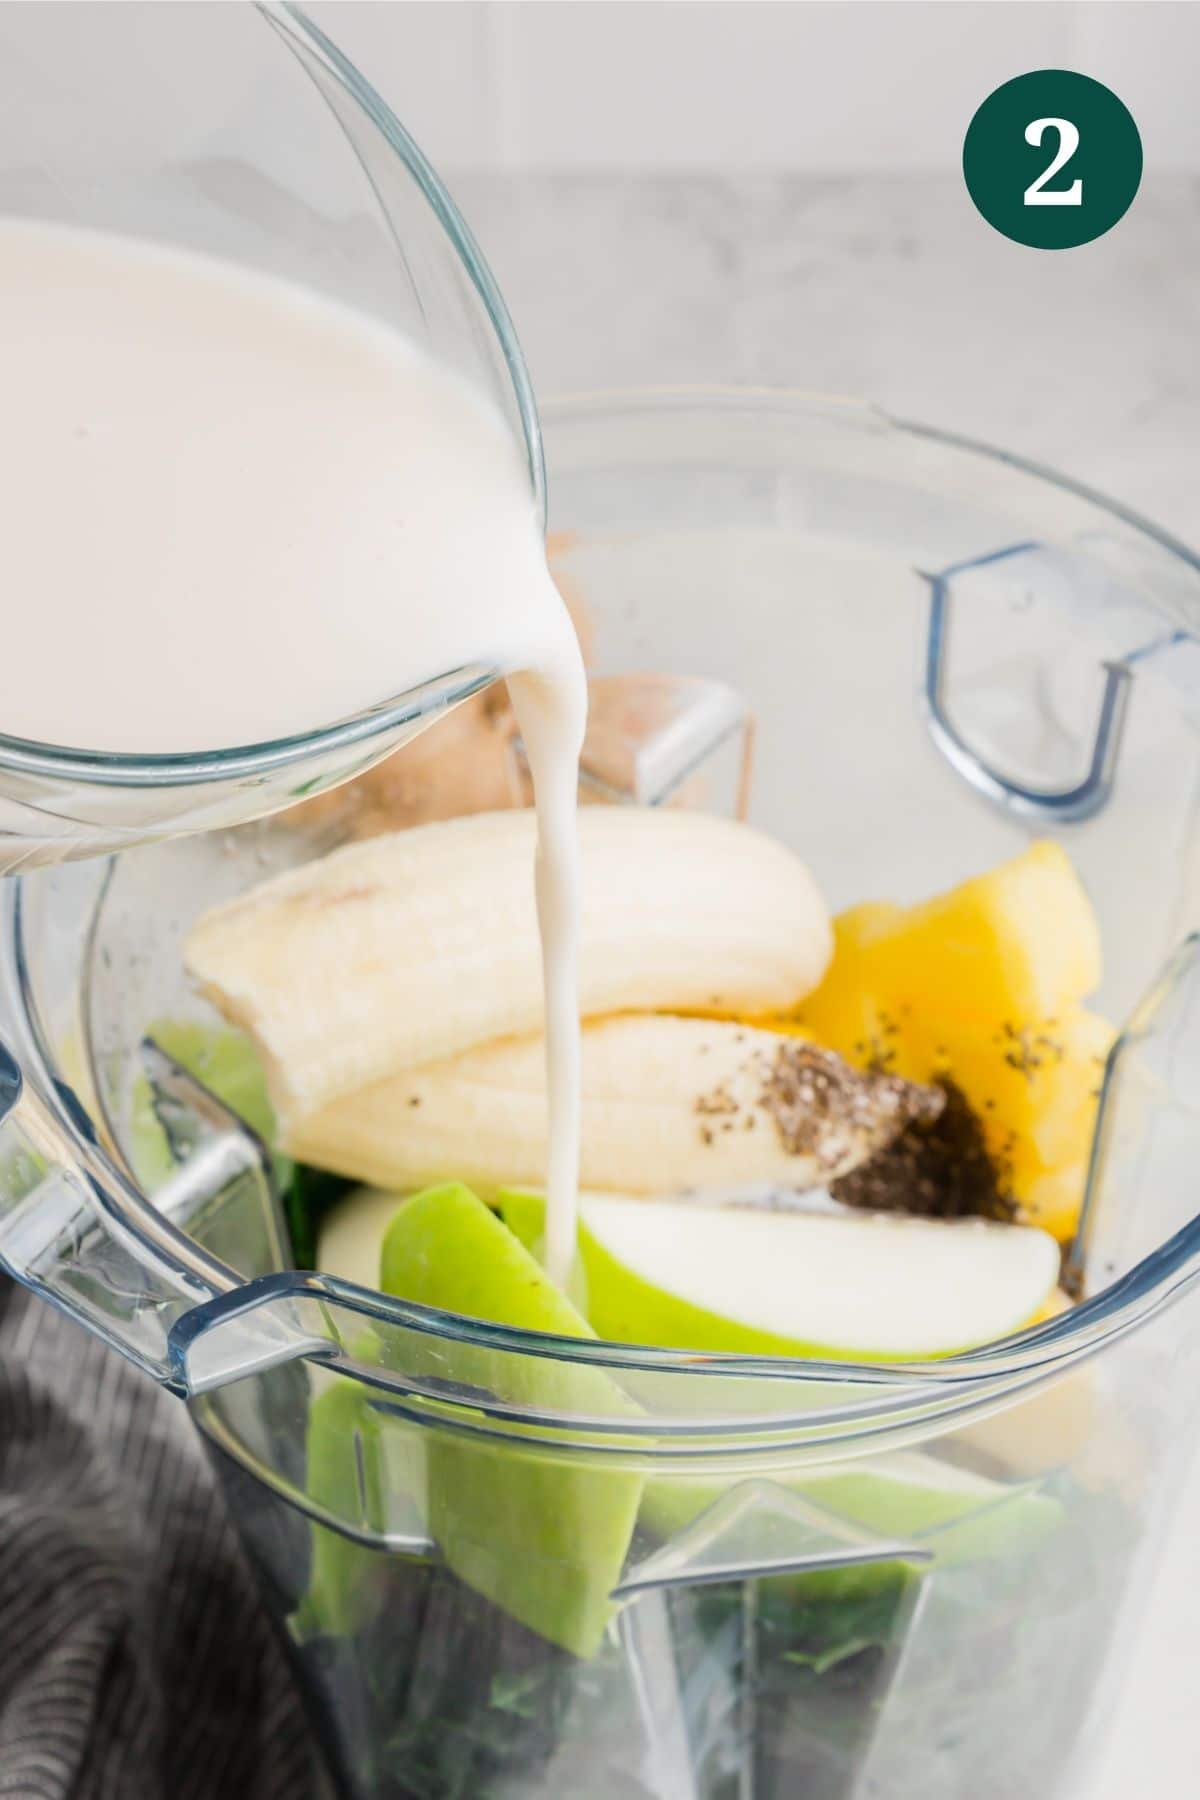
2;8;1200;1800
3;390;1200;1800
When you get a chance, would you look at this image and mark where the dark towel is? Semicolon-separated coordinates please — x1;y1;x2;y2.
0;1276;321;1800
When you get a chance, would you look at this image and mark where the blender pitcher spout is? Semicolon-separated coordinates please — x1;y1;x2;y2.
0;664;502;873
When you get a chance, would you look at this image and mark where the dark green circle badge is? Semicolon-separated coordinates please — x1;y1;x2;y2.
963;70;1142;249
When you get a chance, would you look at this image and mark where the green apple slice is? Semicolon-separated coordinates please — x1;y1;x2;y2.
301;1372;389;1639
299;1341;436;1643
318;1183;592;1306
502;1191;1059;1361
379;1183;643;1658
130;1017;290;1190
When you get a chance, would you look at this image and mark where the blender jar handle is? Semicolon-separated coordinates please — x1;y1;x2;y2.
921;545;1133;825
0;1039;248;1390
920;542;1195;825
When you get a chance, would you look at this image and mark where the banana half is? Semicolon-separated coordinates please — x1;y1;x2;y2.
287;1014;942;1199
184;807;834;1128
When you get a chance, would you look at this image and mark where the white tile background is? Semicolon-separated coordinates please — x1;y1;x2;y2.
314;1;1200;172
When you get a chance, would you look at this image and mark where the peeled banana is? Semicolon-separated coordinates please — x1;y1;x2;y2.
185;807;832;1127
286;1013;940;1199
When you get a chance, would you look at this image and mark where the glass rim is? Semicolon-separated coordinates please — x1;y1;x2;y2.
172;1233;1200;1434
543;383;1200;583
266;4;545;518
0;665;499;788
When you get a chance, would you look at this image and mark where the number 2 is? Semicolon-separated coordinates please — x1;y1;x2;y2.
1024;117;1083;207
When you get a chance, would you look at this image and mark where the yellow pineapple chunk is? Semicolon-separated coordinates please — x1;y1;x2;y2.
1017;1161;1091;1240
937;1007;1112;1175
859;841;1101;1030
786;842;1108;1243
790;902;902;1064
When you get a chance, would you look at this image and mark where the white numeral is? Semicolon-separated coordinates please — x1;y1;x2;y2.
1024;117;1083;207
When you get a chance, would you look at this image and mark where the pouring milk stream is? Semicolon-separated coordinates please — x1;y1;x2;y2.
0;219;588;1282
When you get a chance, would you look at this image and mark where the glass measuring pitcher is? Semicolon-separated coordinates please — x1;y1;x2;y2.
2;391;1200;1798
0;2;542;870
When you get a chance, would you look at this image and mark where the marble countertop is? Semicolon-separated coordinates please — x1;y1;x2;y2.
450;168;1200;1799
455;169;1200;545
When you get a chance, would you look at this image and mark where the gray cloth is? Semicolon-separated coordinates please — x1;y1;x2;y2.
0;1275;321;1800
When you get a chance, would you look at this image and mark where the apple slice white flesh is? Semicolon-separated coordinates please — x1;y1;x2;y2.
575;1193;1060;1359
317;1186;406;1290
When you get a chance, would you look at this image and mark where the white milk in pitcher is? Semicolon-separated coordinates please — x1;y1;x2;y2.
0;218;585;1280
